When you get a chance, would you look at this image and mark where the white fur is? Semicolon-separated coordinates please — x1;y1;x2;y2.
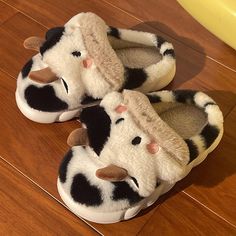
57;90;224;223
62;146;135;212
81;67;112;98
16;12;176;123
150;90;175;102
206;105;224;127
42;27;86;102
119;29;157;46
160;42;174;53
194;92;215;107
190;135;206;153
194;92;223;128
17;54;83;109
99;92;187;197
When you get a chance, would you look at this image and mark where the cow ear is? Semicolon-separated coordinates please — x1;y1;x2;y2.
29;67;58;83
24;36;45;51
67;128;88;147
96;165;128;181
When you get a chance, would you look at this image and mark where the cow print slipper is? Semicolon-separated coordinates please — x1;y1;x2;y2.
16;12;176;123
57;89;223;223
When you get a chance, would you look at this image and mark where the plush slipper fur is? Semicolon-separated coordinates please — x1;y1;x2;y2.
57;89;223;223
16;12;176;123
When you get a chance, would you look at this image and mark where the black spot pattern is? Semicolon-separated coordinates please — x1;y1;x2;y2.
58;149;73;183
185;139;199;163
108;26;120;39
45;27;64;40
80;106;111;156
71;174;103;206
201;124;219;149
123;67;147;89
156;36;166;48
40;27;65;55
163;49;175;58
174;90;196;104
81;95;100;105
25;85;68;112
146;94;161;103
112;181;143;204
21;58;33;79
204;102;216;107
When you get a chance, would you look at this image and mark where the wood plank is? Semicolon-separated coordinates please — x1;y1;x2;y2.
0;13;46;77
0;70;157;235
0;1;137;78
1;1;236;233
132;23;236;93
0;70;236;234
138;191;236;235
0;70;79;198
105;0;236;71
0;1;17;24
1;12;236;96
3;0;138;28
175;107;236;226
0;159;99;235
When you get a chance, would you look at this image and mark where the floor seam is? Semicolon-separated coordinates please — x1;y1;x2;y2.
182;190;236;229
0;68;17;80
0;154;103;235
1;0;49;29
101;0;236;73
0;10;18;26
3;0;236;73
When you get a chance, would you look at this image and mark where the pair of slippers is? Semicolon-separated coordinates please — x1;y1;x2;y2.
16;13;224;224
16;12;175;123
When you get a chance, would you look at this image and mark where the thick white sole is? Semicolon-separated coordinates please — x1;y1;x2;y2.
15;89;81;123
57;178;174;224
57;128;223;224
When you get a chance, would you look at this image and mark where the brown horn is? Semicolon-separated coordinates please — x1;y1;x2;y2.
29;67;58;83
67;128;88;147
24;36;45;51
96;164;128;181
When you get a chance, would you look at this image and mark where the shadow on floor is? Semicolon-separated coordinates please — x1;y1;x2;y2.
131;21;206;89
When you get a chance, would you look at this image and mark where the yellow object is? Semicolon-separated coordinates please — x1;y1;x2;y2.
177;0;236;50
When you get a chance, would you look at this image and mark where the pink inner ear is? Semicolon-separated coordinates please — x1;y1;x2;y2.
147;141;159;154
83;58;93;68
115;105;127;113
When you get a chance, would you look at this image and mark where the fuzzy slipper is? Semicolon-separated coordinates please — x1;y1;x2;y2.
57;89;223;224
15;12;176;123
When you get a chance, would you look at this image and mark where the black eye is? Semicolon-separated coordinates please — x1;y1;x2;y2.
61;78;68;93
72;51;81;57
132;136;141;145
115;118;124;124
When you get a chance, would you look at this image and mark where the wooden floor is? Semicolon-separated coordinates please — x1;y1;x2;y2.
0;0;236;235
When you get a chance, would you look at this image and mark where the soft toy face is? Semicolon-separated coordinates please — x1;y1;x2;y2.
98;92;162;197
40;26;89;96
78;91;187;197
24;12;119;100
